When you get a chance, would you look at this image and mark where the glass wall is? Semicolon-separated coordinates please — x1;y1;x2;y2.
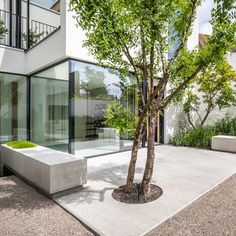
70;60;138;157
0;73;27;143
30;60;138;157
30;62;69;152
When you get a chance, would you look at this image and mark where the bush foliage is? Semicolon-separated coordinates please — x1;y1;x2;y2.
6;140;37;149
104;102;138;139
172;117;236;149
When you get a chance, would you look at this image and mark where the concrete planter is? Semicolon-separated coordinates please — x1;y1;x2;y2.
0;144;87;196
212;135;236;153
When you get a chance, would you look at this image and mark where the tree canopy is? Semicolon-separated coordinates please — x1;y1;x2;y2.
70;0;236;196
183;59;236;129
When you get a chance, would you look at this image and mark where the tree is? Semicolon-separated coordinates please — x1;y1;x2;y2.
183;59;236;129
104;102;138;139
80;67;109;99
70;0;236;198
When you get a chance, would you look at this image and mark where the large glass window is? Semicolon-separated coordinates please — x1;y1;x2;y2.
30;60;138;157
0;73;27;143
30;62;69;152
70;60;138;157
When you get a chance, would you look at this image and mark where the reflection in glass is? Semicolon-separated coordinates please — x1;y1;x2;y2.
0;73;27;142
70;60;138;157
30;62;69;152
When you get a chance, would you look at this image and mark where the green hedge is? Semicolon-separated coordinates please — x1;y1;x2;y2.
172;117;236;149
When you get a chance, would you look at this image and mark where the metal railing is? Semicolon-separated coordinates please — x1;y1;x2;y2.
0;9;58;50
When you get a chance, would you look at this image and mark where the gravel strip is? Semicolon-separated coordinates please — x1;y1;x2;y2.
1;173;236;236
0;176;94;236
147;173;236;236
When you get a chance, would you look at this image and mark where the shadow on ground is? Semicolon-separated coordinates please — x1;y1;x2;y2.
57;164;144;205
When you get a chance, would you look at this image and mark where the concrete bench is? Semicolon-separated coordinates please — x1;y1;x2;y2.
0;144;87;196
211;135;236;153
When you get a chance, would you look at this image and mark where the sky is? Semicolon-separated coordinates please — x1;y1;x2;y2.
30;0;56;8
198;0;214;34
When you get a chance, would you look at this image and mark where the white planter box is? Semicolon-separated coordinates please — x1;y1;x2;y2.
0;144;87;195
212;135;236;153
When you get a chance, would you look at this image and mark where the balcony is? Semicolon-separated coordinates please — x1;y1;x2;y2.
0;6;59;50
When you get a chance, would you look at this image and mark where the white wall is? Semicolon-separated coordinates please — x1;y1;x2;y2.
25;0;97;74
227;53;236;70
0;0;62;75
25;0;66;74
0;0;60;27
0;0;9;11
164;104;187;143
0;26;66;75
25;29;66;74
22;1;60;27
65;0;96;63
163;3;236;143
0;46;26;74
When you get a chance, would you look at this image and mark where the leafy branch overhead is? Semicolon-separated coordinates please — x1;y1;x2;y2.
70;0;235;110
70;0;236;196
183;59;236;129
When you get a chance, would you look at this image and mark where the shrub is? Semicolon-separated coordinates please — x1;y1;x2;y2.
6;140;37;149
104;102;139;139
172;117;236;149
0;20;8;40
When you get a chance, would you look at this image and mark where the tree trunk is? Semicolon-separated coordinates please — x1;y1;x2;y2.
140;107;156;195
200;107;212;127
125;110;147;193
186;112;195;129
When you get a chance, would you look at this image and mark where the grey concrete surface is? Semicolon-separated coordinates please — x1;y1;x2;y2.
0;176;94;236
55;145;236;236
0;144;87;194
212;135;236;153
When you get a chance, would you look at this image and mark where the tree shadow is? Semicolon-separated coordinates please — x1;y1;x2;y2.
57;164;144;205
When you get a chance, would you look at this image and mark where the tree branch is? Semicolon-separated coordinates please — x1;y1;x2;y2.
161;63;205;109
122;45;145;106
187;112;196;129
140;25;149;99
165;0;199;73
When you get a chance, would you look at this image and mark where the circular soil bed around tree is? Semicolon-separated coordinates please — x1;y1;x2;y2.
112;183;163;204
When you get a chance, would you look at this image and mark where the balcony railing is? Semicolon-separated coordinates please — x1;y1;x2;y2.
0;9;58;50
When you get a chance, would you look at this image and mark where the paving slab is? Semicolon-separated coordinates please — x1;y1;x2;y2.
55;145;236;236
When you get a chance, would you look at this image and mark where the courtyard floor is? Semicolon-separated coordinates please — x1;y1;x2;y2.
1;145;236;236
55;145;236;236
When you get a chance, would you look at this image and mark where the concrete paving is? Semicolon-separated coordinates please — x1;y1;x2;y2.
55;145;236;236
